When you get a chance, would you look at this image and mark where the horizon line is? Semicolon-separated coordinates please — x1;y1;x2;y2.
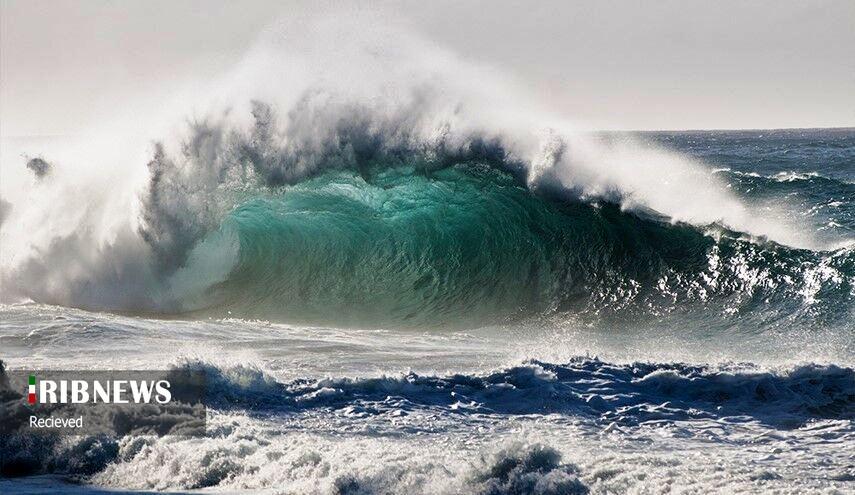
3;126;854;140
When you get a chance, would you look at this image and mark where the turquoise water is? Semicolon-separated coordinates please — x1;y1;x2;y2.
173;131;854;335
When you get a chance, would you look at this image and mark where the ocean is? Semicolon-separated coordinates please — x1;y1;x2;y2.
0;125;852;494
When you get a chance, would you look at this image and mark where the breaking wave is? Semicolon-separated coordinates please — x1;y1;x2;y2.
185;358;855;427
166;155;855;328
3;105;854;328
2;358;852;489
0;17;852;329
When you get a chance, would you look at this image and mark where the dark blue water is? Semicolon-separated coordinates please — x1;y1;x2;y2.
643;128;855;243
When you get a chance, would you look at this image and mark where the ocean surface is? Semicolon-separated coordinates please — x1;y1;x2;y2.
1;127;853;494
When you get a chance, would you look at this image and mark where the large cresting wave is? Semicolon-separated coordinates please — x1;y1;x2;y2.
0;15;852;329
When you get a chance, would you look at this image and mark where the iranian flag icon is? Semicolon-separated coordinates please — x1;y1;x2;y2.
28;375;36;404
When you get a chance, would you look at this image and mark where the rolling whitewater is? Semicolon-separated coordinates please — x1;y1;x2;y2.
1;19;853;494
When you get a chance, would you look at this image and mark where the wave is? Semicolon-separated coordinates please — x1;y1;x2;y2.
3;357;852;487
713;168;855;197
3;125;854;327
3;111;854;329
181;161;854;327
183;358;855;427
0;17;851;328
2;430;589;495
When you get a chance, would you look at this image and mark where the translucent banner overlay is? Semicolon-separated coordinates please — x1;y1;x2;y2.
0;370;206;437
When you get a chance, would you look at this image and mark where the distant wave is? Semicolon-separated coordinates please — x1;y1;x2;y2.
714;168;855;189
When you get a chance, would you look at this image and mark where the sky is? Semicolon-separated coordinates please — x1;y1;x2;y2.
1;0;854;135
